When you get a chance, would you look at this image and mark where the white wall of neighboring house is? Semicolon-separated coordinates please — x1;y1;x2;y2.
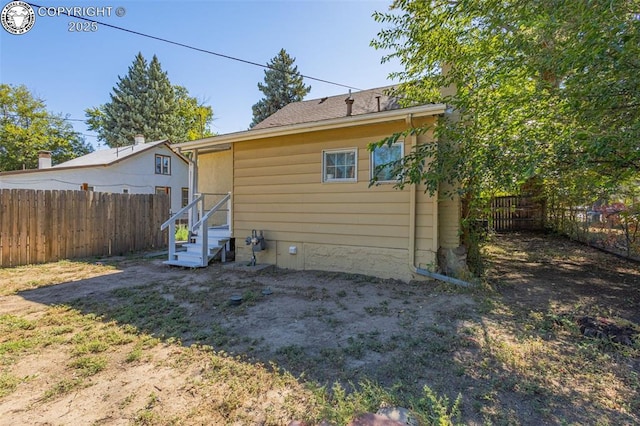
0;144;189;215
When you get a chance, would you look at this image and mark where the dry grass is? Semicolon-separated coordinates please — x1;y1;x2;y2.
0;260;118;296
1;235;639;425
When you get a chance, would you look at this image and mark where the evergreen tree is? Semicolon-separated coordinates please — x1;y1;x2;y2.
250;49;311;128
0;84;93;172
86;53;213;147
147;55;179;139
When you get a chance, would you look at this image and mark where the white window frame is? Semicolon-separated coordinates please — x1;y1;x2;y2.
322;148;358;183
155;154;171;175
370;141;404;183
181;187;189;208
155;186;171;196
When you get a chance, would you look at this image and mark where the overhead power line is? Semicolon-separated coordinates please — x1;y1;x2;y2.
4;111;86;125
26;2;365;92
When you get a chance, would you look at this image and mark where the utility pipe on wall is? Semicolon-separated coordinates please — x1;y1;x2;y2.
405;113;473;288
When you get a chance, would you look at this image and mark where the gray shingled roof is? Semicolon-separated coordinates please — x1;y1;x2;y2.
252;86;401;130
53;139;168;168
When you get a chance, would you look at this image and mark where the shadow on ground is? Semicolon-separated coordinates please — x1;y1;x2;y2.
13;232;640;425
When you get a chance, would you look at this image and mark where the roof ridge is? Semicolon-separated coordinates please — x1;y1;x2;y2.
298;84;397;105
251;85;401;130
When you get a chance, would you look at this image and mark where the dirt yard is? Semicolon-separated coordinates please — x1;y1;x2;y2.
0;232;639;425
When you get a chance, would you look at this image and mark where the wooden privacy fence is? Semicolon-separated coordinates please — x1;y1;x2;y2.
491;195;546;232
0;189;170;267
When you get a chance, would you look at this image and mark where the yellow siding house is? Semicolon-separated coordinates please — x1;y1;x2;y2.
174;87;461;282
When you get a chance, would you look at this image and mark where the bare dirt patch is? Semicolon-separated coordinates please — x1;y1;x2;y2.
1;232;639;425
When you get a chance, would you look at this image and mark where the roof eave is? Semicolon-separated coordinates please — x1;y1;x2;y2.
175;103;446;151
0;140;182;176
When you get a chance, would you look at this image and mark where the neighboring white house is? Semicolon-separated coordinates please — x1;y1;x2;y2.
0;137;189;215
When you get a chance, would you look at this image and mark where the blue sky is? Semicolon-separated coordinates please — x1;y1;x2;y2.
0;0;399;149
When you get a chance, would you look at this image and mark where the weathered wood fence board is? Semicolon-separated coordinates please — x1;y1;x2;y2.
0;189;170;267
491;195;546;232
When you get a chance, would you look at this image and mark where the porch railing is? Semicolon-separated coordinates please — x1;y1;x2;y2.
161;192;232;263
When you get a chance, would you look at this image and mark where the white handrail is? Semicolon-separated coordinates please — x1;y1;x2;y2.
192;193;231;230
162;192;232;267
161;193;203;230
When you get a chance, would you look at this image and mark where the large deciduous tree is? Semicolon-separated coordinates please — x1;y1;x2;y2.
174;86;215;141
0;84;93;172
86;53;213;147
371;0;640;199
370;0;640;273
250;49;311;128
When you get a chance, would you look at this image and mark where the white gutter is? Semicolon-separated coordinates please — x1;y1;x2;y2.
175;103;447;152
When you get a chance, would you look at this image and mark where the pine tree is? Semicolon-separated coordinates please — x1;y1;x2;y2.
250;49;311;128
86;53;213;147
146;55;179;140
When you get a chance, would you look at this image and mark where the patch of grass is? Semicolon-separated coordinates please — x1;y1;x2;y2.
0;336;37;358
43;377;85;401
342;331;402;363
242;290;258;305
363;300;391;316
69;355;108;376
413;385;463;425
0;372;20;398
315;380;462;426
343;337;365;359
276;345;307;366
324;317;343;328
71;337;109;356
133;409;161;426
73;284;192;339
166;284;212;307
126;347;143;363
0;314;35;331
0;314;66;362
0;260;117;296
145;391;160;409
119;392;136;409
318;347;345;369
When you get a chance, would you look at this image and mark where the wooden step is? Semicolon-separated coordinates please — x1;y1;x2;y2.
163;259;206;268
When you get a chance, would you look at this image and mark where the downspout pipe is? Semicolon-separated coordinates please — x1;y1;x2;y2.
412;266;474;288
405;113;474;288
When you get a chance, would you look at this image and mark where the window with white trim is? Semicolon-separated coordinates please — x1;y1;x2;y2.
371;142;404;182
181;187;189;207
322;148;357;182
155;154;171;175
155;186;171;196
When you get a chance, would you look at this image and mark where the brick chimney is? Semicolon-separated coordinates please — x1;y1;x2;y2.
38;151;52;169
134;134;145;145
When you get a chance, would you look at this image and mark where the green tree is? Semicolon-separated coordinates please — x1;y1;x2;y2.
174;86;215;140
250;49;311;128
371;0;640;195
370;0;640;272
86;53;213;147
0;84;93;172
